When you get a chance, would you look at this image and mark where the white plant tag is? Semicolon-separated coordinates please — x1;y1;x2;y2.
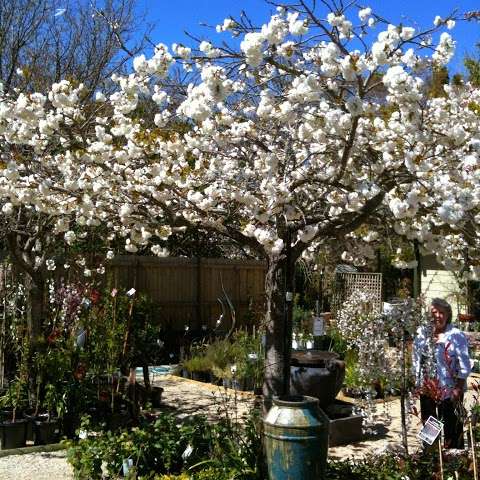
182;444;193;459
313;316;324;336
418;416;443;445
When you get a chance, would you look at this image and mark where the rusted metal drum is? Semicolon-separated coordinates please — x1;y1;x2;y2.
290;350;345;408
264;395;329;480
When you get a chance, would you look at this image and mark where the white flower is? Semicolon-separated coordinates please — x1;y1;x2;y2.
151;245;168;257
64;230;76;245
358;7;372;22
240;32;265;67
433;32;455;65
125;239;138;253
288;12;308;35
446;20;455;30
199;41;220;58
133;54;148;73
2;203;13;215
46;259;56;271
106;250;115;260
216;18;236;32
400;27;415;41
83;268;92;277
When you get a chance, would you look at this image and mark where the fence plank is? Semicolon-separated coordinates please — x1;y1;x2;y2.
108;256;266;330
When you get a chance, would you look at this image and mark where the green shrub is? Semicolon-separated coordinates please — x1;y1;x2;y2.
326;451;471;480
67;414;211;479
67;408;266;480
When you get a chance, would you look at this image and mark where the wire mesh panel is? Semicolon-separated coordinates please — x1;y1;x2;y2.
332;272;383;317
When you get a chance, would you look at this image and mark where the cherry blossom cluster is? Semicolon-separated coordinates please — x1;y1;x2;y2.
0;2;477;281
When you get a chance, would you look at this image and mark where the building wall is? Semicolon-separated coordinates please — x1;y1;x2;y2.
422;269;466;321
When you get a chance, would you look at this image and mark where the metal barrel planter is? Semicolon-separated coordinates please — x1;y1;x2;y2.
264;395;329;480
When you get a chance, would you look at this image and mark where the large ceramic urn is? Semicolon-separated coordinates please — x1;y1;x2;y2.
290;350;345;408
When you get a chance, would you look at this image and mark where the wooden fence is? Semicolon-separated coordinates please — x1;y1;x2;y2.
108;256;267;331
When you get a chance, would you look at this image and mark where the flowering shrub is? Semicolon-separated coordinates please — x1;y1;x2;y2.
336;291;428;440
337;293;426;391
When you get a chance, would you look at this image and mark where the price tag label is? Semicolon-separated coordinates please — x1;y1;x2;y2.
418;416;443;445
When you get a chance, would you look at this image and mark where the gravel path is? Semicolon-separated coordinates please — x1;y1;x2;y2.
0;450;73;480
0;374;477;479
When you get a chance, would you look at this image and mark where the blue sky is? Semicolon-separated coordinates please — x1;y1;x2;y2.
137;0;480;73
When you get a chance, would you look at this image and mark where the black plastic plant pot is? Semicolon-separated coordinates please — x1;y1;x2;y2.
0;410;14;423
23;412;38;442
34;418;60;445
0;419;27;450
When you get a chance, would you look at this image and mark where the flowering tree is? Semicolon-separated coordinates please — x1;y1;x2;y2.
0;0;151;338
1;1;480;399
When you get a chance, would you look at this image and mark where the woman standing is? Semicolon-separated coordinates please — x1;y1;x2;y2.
413;298;471;448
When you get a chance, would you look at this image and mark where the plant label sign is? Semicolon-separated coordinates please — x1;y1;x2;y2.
418;416;443;445
313;316;325;336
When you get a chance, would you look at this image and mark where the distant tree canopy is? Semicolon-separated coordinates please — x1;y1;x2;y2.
0;0;149;95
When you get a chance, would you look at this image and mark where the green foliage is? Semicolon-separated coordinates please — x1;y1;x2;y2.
0;336;30;418
182;356;213;374
465;44;480;88
67;409;266;480
323;326;349;359
343;349;362;392
292;300;312;336
326;451;471;480
203;338;236;373
67;414;211;479
229;330;264;388
183;330;264;388
189;408;266;480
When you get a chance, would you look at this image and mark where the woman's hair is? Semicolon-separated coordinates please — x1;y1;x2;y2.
431;297;453;323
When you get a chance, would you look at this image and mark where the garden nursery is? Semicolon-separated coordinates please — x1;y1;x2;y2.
2;0;480;479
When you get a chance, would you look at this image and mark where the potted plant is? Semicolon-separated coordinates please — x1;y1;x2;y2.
182;355;212;382
33;383;62;445
0;377;29;449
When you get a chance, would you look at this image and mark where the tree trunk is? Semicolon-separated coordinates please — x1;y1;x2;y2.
262;250;295;403
26;274;45;341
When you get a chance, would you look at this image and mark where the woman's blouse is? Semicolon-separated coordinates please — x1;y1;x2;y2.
413;323;471;399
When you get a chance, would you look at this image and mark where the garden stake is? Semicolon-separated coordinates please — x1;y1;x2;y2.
438;437;444;480
400;330;409;454
470;419;478;480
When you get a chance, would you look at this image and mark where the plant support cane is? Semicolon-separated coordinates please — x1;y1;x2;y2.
470;419;478;480
438;437;444;480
